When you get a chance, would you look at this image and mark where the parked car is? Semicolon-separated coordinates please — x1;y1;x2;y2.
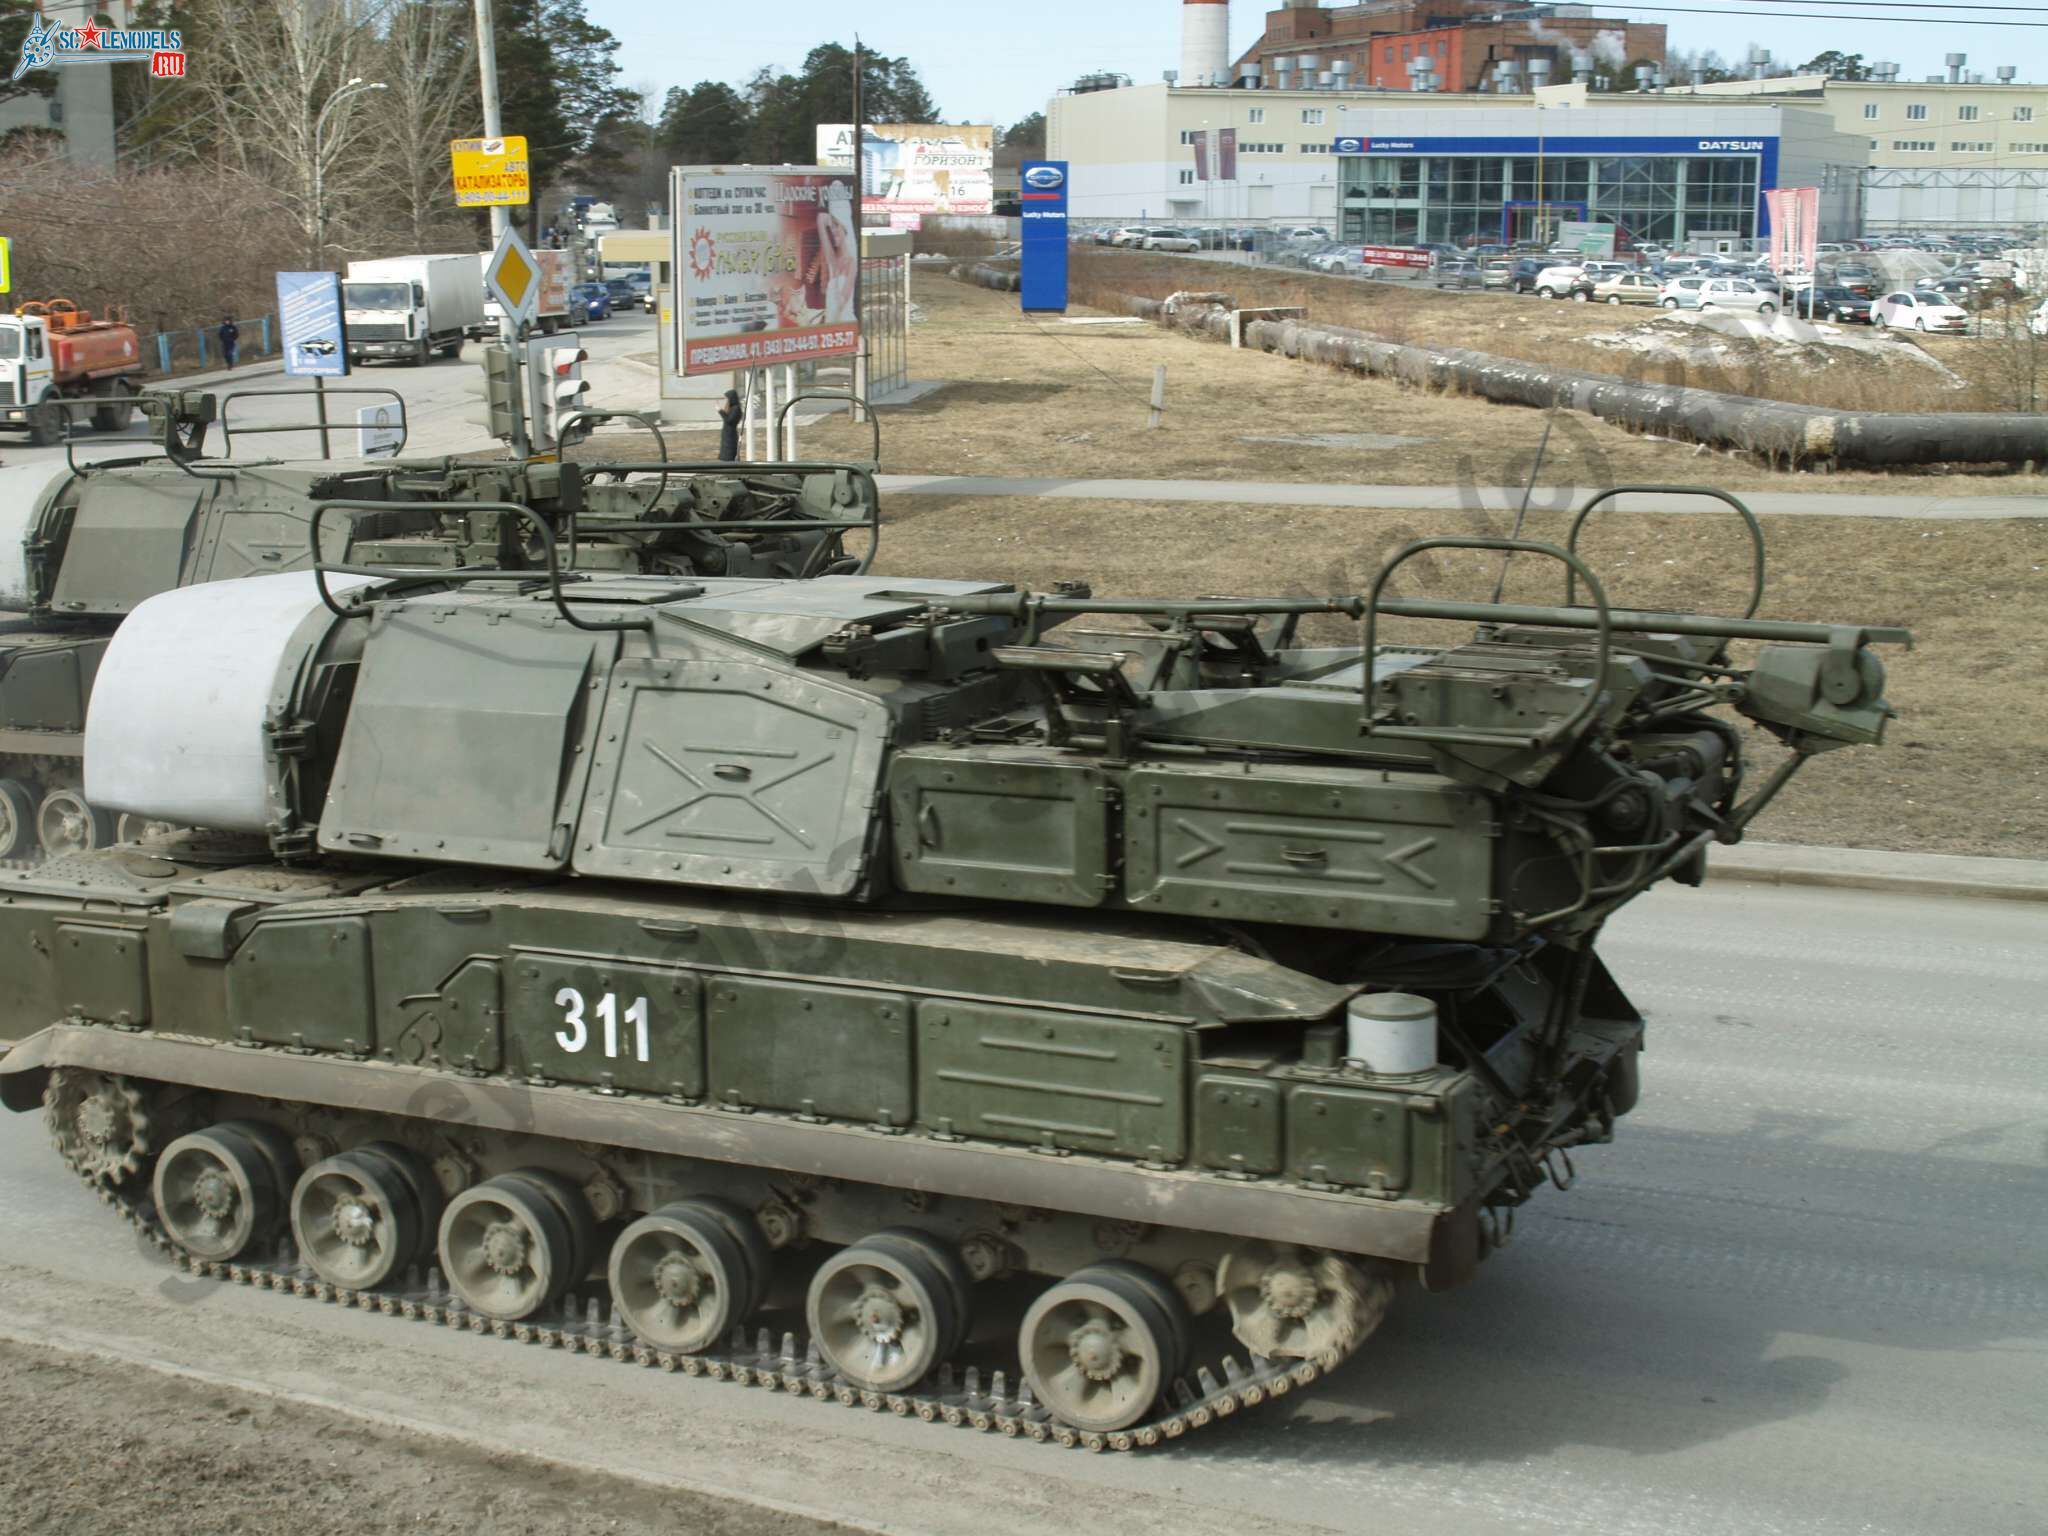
1507;256;1550;294
603;278;642;311
1433;260;1483;289
1481;258;1516;290
1871;290;1968;334
1913;276;1976;301
1693;278;1779;316
1531;264;1584;299
1805;287;1873;324
1140;228;1201;252
1659;276;1710;310
1829;263;1878;296
1108;226;1150;247
568;282;612;321
1571;271;1662;306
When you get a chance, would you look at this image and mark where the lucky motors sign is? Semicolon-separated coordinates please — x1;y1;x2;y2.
672;165;862;377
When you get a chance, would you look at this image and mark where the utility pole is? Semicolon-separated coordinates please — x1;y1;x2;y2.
472;0;528;456
852;36;866;422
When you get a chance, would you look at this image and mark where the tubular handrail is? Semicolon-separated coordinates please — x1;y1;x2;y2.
1362;537;1613;750
1565;486;1766;620
218;387;410;459
775;389;879;465
308;498;653;633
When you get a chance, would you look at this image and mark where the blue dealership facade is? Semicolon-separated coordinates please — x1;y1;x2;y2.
1331;104;1865;249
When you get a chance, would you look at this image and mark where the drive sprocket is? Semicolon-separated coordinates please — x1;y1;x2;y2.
45;1069;170;1188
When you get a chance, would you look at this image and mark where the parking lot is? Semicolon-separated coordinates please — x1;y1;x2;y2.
1070;222;2042;339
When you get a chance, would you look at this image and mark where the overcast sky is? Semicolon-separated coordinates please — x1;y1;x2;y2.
586;2;2048;129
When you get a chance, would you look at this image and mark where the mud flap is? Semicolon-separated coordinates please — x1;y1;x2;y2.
1420;1202;1482;1292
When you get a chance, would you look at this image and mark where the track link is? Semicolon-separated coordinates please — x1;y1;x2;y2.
89;1176;1352;1454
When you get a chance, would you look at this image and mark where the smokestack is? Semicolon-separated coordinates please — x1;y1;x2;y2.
1180;0;1230;95
1527;56;1553;90
1946;51;1966;84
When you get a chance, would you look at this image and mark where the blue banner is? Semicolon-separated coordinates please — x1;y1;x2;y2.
276;270;349;378
1019;160;1069;314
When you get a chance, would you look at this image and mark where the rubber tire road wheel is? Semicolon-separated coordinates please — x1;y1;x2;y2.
1572;289;1590;302
293;1147;428;1291
1661;298;1680;309
806;1238;960;1393
439;1173;578;1320
1607;294;1622;305
1018;1267;1178;1435
439;336;463;359
1915;316;1928;332
153;1121;297;1262
1537;287;1555;299
1760;303;1777;317
1873;312;1887;328
0;778;34;860
26;399;64;447
866;1228;975;1358
1082;1260;1193;1384
92;378;138;433
411;337;431;366
609;1200;760;1353
36;787;113;858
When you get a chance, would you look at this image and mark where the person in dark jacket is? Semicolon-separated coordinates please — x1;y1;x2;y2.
218;317;240;370
717;388;742;462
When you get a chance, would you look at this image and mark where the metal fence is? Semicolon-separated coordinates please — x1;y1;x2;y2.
860;255;910;403
134;312;279;375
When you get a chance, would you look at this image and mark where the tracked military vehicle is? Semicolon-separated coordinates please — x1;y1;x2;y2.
0;481;1906;1449
0;388;879;859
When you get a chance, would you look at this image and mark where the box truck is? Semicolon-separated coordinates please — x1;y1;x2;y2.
343;255;487;365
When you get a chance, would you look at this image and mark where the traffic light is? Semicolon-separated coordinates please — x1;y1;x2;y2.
531;342;590;452
464;344;522;445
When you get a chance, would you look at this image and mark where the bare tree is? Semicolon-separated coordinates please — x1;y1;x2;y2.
175;0;395;263
371;0;480;249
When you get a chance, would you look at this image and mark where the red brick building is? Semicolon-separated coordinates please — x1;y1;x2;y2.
1237;1;1666;94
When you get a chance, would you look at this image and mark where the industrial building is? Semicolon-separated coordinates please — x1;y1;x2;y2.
1049;4;2045;236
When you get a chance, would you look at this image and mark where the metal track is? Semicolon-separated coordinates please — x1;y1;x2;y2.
90;1176;1351;1455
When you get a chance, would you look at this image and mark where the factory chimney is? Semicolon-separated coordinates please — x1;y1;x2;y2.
1181;0;1230;91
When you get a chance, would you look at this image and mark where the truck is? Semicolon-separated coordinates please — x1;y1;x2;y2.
476;246;573;336
342;256;487;366
0;299;145;446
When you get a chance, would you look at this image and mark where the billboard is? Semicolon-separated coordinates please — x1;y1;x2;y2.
672;166;861;377
275;270;348;378
817;124;995;216
1020;160;1069;313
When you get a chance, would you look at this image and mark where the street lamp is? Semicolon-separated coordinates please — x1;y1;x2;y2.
311;76;388;265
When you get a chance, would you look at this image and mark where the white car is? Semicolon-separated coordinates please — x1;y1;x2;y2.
1108;226;1150;248
1531;264;1584;299
1141;228;1200;253
1872;290;1968;334
1691;278;1779;316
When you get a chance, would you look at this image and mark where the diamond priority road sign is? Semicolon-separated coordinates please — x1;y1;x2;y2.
484;226;541;326
450;135;530;208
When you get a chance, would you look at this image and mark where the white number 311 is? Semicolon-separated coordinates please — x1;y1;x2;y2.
555;988;651;1062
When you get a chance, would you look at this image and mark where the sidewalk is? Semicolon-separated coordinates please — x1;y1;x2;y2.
876;475;2048;519
1708;841;2048;904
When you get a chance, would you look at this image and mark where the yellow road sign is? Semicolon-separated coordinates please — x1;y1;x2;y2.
0;237;11;294
485;226;540;323
451;135;530;208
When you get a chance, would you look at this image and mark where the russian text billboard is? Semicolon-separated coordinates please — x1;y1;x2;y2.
817;124;995;217
672;166;861;377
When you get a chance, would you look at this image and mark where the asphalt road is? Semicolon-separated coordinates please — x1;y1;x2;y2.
0;307;660;472
0;880;2041;1536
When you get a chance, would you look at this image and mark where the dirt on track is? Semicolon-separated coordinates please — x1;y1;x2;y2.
0;1339;854;1536
797;277;2044;495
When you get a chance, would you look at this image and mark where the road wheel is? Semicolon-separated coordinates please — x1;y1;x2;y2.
410;337;431;366
36;787;114;858
438;336;463;359
1759;302;1777;317
26;398;64;446
438;1172;577;1318
91;378;138;433
1915;316;1928;333
297;1146;434;1292
1661;298;1680;309
1607;294;1622;305
1572;289;1590;302
1872;312;1887;329
609;1199;768;1354
154;1122;298;1263
806;1233;965;1392
1019;1264;1187;1434
0;778;34;860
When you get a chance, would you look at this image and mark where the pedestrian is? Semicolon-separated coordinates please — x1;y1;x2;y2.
717;387;742;462
218;316;239;370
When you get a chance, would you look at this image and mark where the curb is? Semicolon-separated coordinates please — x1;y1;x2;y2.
1705;842;2048;904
